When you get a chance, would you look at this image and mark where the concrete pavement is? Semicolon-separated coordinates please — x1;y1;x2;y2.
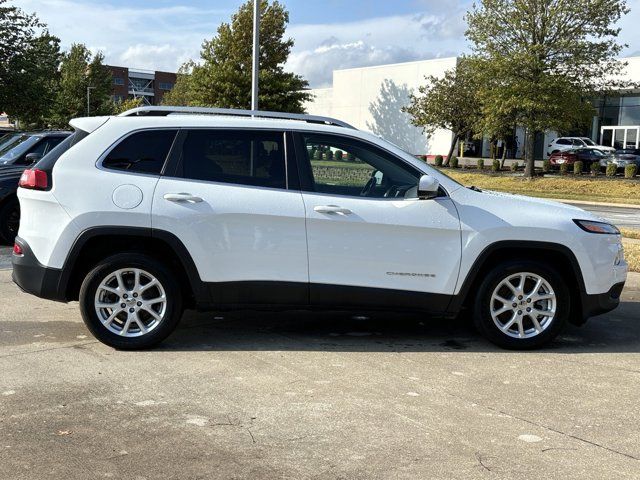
1;262;639;479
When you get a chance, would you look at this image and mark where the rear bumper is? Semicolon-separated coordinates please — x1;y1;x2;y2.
580;282;625;321
12;237;66;302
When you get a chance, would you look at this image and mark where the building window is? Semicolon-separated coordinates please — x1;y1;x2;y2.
159;82;174;91
113;77;125;86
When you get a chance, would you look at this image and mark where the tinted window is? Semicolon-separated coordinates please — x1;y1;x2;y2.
572;139;584;146
556;139;571;145
302;134;419;198
103;130;177;174
179;130;286;189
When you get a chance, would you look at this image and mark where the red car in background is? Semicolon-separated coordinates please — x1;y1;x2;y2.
548;148;608;171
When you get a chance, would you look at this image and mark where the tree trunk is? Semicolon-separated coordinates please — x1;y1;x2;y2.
524;129;536;178
444;133;459;166
500;140;507;169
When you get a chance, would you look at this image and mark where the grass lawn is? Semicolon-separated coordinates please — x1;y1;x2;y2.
623;241;640;273
441;169;640;205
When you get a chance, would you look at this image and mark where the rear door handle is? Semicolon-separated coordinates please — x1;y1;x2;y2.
163;193;203;204
314;205;352;215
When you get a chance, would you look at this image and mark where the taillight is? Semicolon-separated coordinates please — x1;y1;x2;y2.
19;169;48;190
13;243;23;256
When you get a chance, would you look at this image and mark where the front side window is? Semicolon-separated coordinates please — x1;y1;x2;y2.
302;134;419;199
178;130;286;189
103;129;177;174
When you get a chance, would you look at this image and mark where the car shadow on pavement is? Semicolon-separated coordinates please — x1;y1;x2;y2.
157;299;640;354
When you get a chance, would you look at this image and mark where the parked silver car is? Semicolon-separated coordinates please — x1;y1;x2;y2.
599;149;640;171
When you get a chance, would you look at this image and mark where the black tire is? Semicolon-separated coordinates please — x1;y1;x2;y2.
0;198;20;245
473;260;570;349
79;253;183;350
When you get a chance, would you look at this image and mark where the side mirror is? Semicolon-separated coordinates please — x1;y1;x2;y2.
418;175;439;200
24;153;43;165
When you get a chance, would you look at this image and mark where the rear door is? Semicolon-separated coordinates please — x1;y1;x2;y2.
152;129;308;305
294;132;462;312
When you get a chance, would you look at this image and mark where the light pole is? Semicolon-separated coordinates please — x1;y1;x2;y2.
251;0;260;112
86;86;95;116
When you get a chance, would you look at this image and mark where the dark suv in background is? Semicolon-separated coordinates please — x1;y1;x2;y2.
0;131;70;168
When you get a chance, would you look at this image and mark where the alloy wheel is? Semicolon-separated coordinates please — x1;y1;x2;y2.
490;272;557;339
94;268;167;337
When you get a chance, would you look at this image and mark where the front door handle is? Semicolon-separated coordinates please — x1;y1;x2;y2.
164;193;204;204
314;205;352;215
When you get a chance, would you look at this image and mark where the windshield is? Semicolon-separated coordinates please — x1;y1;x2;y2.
0;134;39;161
0;133;21;151
582;138;596;146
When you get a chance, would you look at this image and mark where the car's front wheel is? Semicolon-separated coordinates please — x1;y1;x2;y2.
79;253;183;349
473;260;570;349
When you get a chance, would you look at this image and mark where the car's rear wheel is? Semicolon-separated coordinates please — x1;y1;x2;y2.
0;198;20;245
473;260;570;349
79;253;183;349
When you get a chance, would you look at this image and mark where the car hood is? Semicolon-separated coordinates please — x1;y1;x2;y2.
450;187;602;232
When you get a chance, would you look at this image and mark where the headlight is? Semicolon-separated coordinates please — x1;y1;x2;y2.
573;219;620;234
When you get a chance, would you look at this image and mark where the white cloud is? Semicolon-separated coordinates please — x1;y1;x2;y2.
14;0;227;70
285;11;468;86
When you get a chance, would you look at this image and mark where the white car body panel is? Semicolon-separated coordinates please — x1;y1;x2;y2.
152;178;308;283
303;193;461;294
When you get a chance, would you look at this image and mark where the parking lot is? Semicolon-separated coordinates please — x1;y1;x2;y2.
0;247;638;479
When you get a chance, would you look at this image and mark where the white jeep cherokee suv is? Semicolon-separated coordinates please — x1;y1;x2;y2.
12;107;627;350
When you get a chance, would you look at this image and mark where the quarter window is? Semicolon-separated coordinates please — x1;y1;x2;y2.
302;134;420;198
103;130;177;174
178;130;286;189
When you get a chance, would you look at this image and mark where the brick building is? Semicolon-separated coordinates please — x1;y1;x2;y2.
106;65;177;106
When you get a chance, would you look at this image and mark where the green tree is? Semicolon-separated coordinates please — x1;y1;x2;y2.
0;1;61;127
466;0;632;177
163;0;311;112
50;44;114;127
113;96;144;114
403;58;481;165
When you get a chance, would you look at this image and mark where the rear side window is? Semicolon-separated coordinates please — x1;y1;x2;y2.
103;129;178;174
178;130;286;189
556;139;571;145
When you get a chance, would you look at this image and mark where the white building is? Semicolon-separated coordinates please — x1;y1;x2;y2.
305;56;640;159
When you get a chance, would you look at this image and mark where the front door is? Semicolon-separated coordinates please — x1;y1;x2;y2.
295;133;462;312
152;129;309;305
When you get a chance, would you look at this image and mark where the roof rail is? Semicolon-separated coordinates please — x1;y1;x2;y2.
118;106;356;130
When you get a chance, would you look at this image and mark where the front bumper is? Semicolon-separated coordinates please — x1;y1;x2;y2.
12;237;66;302
579;282;625;321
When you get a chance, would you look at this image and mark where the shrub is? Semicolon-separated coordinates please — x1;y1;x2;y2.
606;163;617;177
492;159;500;172
559;163;568;175
346;152;355;162
573;161;583;175
434;155;443;167
510;161;518;172
625;164;638;178
450;156;459;168
477;158;485;171
334;149;343;161
325;150;334;161
590;162;599;176
543;159;551;173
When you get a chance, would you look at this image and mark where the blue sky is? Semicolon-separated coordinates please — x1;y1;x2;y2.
14;0;640;87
